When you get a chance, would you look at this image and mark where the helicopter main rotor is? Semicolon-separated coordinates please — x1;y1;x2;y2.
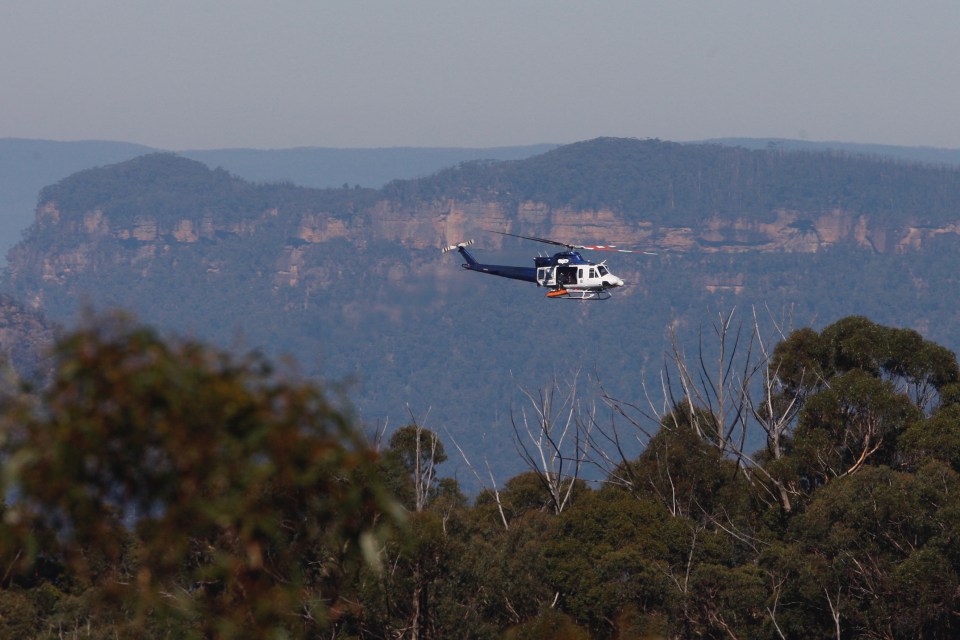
490;231;655;254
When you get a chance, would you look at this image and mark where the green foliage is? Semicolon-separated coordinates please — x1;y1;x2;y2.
0;315;959;637
0;314;400;638
900;404;960;471
541;488;672;636
630;414;742;519
777;316;960;407
768;316;958;504
794;369;922;477
384;138;960;225
780;463;960;638
37;153;380;225
494;471;566;518
502;608;591;640
684;563;769;639
890;547;959;637
770;326;827;398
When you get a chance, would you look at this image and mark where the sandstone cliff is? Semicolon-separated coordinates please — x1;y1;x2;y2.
7;141;960;324
9;191;960;312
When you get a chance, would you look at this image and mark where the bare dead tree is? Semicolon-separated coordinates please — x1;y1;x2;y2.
597;308;760;471
765;571;789;640
392;407;446;514
510;371;591;514
663;522;703;635
735;305;808;512
823;585;842;640
748;307;801;454
383;408;450;640
443;429;510;530
665;308;761;457
584;370;667;493
368;417;390;453
596;306;809;514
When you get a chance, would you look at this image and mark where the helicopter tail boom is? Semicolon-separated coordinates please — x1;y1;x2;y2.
441;240;537;283
442;240;480;267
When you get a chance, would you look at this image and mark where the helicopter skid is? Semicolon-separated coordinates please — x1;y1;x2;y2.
546;288;612;301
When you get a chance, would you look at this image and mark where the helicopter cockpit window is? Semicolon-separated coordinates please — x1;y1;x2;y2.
598;265;608;276
589;268;597;279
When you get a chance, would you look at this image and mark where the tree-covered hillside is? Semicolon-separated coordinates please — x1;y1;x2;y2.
180;144;558;191
385;137;960;225
0;139;557;268
34;153;379;224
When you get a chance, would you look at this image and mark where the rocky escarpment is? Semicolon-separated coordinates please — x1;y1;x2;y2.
7;143;960;321
362;198;960;255
9;192;960;308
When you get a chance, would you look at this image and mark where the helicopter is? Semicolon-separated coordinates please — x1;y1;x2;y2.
442;231;652;300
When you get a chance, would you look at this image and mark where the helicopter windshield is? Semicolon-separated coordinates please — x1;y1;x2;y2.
598;265;609;276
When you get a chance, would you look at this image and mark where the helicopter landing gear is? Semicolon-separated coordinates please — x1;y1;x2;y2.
545;288;611;301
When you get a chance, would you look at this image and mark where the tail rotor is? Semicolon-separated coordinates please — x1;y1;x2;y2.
441;239;475;254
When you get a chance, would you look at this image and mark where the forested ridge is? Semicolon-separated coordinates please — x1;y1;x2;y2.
35;153;381;224
1;313;959;638
30;138;960;228
383;137;960;224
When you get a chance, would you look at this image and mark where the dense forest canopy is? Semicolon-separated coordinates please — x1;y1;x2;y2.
384;137;960;224
41;139;960;229
1;314;959;638
30;138;960;241
37;153;380;223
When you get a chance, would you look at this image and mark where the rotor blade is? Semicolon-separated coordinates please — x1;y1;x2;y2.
489;231;578;250
491;230;657;254
580;245;658;254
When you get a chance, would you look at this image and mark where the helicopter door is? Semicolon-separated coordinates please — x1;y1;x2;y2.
536;266;556;287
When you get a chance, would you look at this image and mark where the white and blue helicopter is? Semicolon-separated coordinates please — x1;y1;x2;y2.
442;231;652;300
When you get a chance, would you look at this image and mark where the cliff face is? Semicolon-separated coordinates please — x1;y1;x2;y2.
368;199;958;254
10;194;960;306
8;142;960;325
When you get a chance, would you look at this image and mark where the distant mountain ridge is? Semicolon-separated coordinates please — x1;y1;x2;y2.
11;139;960;325
0;139;556;267
702;137;960;166
179;144;559;190
3;136;958;267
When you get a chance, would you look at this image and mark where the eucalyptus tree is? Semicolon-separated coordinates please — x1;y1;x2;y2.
0;313;400;638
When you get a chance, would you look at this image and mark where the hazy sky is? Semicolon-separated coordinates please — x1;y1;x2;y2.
2;1;959;150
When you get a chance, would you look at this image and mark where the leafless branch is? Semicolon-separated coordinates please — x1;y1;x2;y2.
443;428;509;530
510;371;589;514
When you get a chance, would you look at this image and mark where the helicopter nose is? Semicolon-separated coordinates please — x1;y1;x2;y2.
605;276;624;288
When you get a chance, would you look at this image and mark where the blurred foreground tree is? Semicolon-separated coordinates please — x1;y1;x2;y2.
0;313;401;638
